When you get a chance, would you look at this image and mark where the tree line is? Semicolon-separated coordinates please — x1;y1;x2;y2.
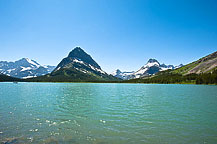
125;70;217;85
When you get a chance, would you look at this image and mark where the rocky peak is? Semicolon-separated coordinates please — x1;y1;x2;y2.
15;58;40;68
66;47;101;69
147;58;159;64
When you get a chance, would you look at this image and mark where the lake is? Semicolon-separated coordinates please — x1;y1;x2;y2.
0;83;217;144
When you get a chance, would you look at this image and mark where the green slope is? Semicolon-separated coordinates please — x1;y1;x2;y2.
172;51;217;75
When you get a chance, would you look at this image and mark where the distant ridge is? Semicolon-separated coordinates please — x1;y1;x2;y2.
112;58;182;80
0;58;55;79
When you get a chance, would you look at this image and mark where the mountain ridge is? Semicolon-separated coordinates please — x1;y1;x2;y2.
0;58;55;79
1;48;216;84
112;58;183;80
172;51;217;75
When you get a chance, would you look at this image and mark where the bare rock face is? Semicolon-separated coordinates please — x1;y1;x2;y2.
187;51;217;74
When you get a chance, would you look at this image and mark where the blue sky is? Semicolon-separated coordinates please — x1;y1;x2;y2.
0;0;217;72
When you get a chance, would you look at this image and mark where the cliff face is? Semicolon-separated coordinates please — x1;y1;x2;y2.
173;51;217;75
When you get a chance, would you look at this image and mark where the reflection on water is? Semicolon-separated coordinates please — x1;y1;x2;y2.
0;83;217;144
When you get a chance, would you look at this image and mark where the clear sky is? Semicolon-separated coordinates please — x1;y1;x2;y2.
0;0;217;73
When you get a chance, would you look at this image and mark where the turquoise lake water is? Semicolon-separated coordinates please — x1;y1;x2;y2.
0;83;217;144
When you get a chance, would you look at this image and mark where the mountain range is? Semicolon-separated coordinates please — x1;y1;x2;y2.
0;47;216;84
0;58;55;79
112;59;183;80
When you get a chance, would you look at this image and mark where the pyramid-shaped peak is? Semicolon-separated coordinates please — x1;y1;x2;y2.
73;46;83;51
68;47;88;58
65;47;101;69
69;47;85;54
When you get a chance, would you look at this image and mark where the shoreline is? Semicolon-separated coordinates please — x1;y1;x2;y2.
1;81;216;85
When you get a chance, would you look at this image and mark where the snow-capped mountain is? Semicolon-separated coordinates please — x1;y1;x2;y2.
0;58;55;79
45;47;119;82
112;59;183;80
53;47;106;74
111;69;134;80
133;59;161;78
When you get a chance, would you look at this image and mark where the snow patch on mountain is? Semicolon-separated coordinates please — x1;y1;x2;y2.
73;59;85;64
88;63;106;74
25;58;40;68
20;66;32;72
111;69;135;80
55;57;107;75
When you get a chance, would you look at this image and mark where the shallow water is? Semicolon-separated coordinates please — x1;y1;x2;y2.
0;82;217;144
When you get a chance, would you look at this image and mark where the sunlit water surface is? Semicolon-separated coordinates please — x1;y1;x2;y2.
0;83;217;144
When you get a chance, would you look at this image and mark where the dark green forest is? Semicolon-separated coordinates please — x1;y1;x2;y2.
125;70;217;85
0;74;22;82
1;70;217;85
25;68;120;82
